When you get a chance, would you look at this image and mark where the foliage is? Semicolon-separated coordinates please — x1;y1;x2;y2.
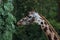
0;0;16;40
49;19;60;35
0;0;59;40
13;0;60;40
13;0;58;20
13;24;48;40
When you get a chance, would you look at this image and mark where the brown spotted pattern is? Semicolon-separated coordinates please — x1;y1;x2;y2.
17;15;60;40
41;20;59;40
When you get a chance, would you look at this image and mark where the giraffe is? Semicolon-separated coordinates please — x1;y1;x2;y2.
17;14;60;40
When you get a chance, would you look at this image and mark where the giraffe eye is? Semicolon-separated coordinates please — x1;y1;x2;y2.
28;16;32;18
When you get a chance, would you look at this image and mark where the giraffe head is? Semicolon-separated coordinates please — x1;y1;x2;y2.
17;16;35;26
17;15;45;26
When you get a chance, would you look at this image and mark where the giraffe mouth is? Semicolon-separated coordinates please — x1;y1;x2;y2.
17;21;23;26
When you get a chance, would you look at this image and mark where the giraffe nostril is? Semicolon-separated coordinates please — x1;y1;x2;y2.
23;19;25;21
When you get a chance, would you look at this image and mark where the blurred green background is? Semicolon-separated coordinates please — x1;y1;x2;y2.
0;0;60;40
13;0;60;40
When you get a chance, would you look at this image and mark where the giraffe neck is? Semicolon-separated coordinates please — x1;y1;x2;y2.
40;19;60;40
17;14;60;40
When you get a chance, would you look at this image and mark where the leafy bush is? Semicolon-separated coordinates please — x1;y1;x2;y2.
14;24;48;40
0;0;16;40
